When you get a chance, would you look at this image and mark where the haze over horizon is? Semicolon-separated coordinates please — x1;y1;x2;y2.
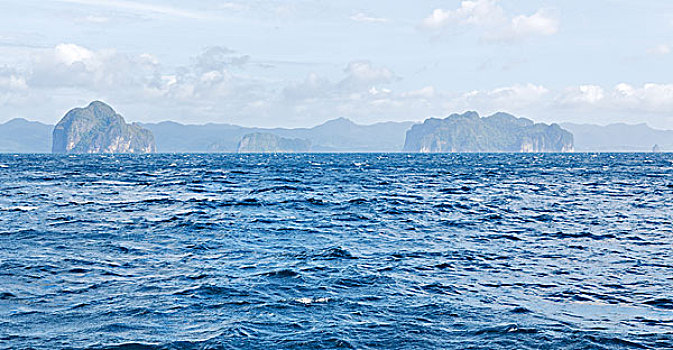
2;0;673;128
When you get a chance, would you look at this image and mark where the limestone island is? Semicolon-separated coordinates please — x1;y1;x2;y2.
52;101;156;154
237;132;311;153
403;111;574;153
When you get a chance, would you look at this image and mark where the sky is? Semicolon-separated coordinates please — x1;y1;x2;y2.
1;0;673;128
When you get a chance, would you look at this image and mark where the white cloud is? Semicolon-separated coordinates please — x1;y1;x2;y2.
368;86;392;96
25;44;258;108
454;83;550;114
558;85;605;105
422;0;504;29
193;46;250;72
30;43;159;90
422;0;558;41
339;60;395;90
350;12;389;23
401;86;436;99
510;10;559;37
52;0;214;20
283;61;395;103
487;83;549;102
5;42;673;128
218;2;248;11
433;83;673;127
554;83;673;117
0;67;31;107
82;15;110;23
283;72;332;101
0;68;28;90
422;9;453;29
648;44;671;55
610;83;673;112
54;43;95;65
346;60;393;80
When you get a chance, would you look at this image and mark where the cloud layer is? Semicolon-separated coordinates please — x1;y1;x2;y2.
422;0;559;41
2;41;673;128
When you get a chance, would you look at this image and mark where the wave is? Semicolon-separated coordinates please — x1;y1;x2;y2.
2;153;673;349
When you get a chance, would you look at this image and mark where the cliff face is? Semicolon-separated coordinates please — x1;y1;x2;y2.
52;101;156;154
237;133;311;153
403;112;574;153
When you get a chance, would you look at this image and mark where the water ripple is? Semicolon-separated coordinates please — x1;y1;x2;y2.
1;153;672;349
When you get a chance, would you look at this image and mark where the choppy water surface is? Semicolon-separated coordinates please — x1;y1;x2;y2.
1;154;673;349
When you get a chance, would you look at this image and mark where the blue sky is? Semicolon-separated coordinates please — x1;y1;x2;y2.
1;0;673;128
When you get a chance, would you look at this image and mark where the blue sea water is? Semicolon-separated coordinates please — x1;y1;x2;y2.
1;153;673;349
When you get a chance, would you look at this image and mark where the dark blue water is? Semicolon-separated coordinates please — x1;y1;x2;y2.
1;154;673;349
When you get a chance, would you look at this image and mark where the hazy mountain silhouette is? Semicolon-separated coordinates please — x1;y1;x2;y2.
141;117;414;153
0;118;53;153
561;122;673;152
4;107;673;153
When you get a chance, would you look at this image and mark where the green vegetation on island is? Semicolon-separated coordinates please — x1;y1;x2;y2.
51;101;156;154
403;112;574;153
237;132;311;153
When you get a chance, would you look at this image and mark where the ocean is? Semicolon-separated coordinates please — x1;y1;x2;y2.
1;153;672;349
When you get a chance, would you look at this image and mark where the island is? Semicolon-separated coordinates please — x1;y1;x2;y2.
403;111;574;153
237;132;311;153
52;101;156;154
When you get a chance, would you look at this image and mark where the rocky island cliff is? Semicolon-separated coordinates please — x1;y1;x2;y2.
52;101;156;154
403;112;574;153
237;132;311;153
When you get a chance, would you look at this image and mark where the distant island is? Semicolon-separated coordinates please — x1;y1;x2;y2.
237;133;311;153
52;101;156;154
1;100;672;153
0;118;52;153
561;122;673;152
403;111;573;153
142;117;413;153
